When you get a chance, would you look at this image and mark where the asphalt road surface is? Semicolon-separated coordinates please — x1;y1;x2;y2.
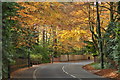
12;60;112;80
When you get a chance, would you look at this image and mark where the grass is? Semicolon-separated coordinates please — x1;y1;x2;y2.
90;63;101;69
90;62;112;69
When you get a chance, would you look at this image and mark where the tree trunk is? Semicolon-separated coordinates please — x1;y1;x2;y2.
52;26;57;57
67;53;69;61
8;62;11;79
88;3;98;51
45;27;48;44
110;2;114;22
96;2;104;69
28;52;30;67
43;26;46;47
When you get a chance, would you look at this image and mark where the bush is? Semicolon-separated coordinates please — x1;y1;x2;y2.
30;54;42;62
90;63;101;69
31;45;51;63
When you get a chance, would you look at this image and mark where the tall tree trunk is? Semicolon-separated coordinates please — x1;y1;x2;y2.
43;26;46;47
52;26;57;58
67;53;69;61
96;2;104;69
118;1;120;14
28;51;30;67
45;27;48;44
88;3;98;53
48;28;52;45
110;2;114;22
8;62;10;79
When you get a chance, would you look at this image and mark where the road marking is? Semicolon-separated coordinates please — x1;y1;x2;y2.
33;65;82;80
70;75;76;78
62;66;77;78
33;67;41;80
62;65;82;80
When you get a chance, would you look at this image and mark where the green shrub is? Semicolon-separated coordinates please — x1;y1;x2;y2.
90;62;110;69
30;54;42;62
90;63;101;69
31;45;51;63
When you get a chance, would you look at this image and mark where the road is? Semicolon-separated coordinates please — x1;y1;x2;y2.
12;60;111;80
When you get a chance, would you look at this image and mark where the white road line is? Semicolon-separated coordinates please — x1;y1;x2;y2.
62;65;82;80
33;67;41;80
33;65;82;80
62;66;77;78
70;75;76;78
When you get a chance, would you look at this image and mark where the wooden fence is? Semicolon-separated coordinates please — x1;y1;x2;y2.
10;59;28;73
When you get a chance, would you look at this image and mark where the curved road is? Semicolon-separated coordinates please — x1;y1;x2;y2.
12;60;111;80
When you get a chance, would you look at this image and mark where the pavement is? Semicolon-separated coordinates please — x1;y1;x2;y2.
11;60;112;80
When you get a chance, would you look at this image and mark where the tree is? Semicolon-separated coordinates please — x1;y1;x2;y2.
2;2;20;78
96;2;104;69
